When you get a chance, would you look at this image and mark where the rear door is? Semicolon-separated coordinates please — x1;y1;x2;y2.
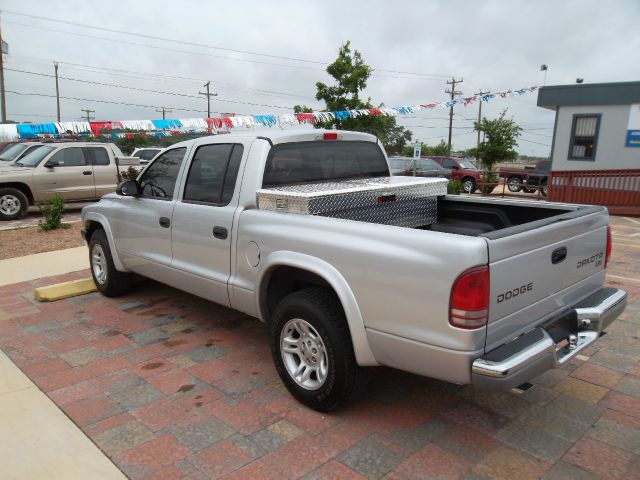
33;146;95;200
84;146;118;197
484;209;609;350
170;143;244;306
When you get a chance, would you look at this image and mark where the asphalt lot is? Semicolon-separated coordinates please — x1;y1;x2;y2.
0;216;638;479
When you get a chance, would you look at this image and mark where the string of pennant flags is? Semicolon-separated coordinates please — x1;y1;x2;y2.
0;85;538;142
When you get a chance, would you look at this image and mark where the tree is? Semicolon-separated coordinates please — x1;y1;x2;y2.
295;41;412;155
401;139;449;157
469;110;522;172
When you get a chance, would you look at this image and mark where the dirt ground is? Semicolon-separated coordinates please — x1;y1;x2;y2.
0;222;85;260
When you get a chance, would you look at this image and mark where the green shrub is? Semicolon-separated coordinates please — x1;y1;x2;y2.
447;179;463;195
121;166;140;181
37;194;69;231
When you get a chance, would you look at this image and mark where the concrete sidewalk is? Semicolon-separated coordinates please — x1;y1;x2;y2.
0;247;124;479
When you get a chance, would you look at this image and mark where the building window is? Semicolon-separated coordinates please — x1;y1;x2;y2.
569;114;600;160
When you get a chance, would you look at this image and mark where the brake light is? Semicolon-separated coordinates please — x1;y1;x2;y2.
605;225;612;268
450;266;489;329
323;132;338;140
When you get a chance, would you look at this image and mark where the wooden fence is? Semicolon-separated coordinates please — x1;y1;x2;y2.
548;169;640;216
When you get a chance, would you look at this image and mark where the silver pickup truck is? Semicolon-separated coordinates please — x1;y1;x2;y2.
81;130;627;412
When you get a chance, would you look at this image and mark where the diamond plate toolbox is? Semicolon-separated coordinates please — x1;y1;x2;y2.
256;176;447;227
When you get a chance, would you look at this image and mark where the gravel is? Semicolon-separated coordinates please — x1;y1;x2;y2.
0;222;85;260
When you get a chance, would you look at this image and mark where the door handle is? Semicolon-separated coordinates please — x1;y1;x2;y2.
82;171;93;175
212;226;228;239
159;217;171;228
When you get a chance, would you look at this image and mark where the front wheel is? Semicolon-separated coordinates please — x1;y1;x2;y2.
270;288;367;412
0;188;29;221
540;180;548;197
462;178;477;194
507;177;523;192
89;229;133;297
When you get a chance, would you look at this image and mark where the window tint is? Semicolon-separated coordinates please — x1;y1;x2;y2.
183;144;244;205
85;147;110;166
262;141;388;188
139;147;187;199
50;147;87;167
570;115;600;160
441;158;457;169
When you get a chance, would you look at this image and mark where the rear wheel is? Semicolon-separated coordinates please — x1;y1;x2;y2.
270;288;367;412
89;229;132;297
540;180;548;197
507;177;523;192
0;188;29;221
462;177;476;194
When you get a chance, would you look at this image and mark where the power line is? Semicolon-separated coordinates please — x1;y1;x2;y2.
4;67;297;110
155;107;172;120
199;81;217;118
3;13;452;79
518;137;551;147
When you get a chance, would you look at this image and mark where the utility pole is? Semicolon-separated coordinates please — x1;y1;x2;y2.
474;90;489;149
199;81;217;118
80;108;95;122
155;107;172;120
54;62;61;122
0;12;7;123
445;77;463;154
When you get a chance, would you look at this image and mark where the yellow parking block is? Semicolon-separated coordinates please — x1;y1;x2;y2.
34;278;97;302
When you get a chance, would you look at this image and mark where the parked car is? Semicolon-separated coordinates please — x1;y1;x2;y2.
0;142;143;220
429;156;483;193
498;160;551;196
81;130;625;412
389;157;451;179
132;147;163;164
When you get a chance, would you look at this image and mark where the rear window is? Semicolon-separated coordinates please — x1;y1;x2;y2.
262;141;389;188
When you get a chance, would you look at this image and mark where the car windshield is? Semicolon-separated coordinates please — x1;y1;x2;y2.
418;159;440;169
458;159;477;169
15;146;55;167
389;158;412;170
0;143;29;162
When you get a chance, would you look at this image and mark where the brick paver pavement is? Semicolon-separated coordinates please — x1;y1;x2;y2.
0;216;638;479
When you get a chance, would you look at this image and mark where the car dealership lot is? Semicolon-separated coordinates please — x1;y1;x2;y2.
0;216;638;479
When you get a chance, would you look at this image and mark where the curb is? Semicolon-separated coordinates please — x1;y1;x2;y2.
34;278;96;302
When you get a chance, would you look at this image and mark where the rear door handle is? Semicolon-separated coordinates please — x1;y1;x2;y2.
82;170;93;175
213;226;228;239
159;217;170;228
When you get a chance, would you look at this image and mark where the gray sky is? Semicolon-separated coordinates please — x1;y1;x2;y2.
2;0;639;155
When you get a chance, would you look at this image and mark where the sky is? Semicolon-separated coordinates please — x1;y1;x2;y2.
1;0;639;156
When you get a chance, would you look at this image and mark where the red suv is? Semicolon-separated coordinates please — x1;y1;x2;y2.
429;156;483;193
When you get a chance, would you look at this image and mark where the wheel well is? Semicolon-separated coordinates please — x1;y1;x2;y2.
0;183;34;205
507;176;523;181
462;176;476;184
83;220;104;243
260;266;335;322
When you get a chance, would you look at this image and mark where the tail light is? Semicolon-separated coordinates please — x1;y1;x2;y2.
449;266;489;329
323;132;338;140
605;225;612;268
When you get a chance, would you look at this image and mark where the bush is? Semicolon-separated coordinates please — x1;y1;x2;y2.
37;194;69;231
447;179;463;195
121;166;140;181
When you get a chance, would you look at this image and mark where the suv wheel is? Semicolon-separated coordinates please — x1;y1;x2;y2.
270;288;367;412
541;180;548;197
507;177;523;192
89;229;133;297
462;178;476;194
0;188;29;221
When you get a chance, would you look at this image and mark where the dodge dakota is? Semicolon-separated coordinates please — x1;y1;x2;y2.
0;142;142;220
81;130;626;411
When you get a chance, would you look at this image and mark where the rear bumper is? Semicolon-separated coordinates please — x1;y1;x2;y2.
472;287;627;391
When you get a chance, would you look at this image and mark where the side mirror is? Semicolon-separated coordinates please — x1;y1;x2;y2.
44;160;59;168
116;180;140;197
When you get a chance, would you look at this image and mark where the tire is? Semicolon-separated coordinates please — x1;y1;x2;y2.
0;187;29;221
523;187;536;194
507;177;523;193
89;229;133;297
270;288;368;412
540;180;548;197
462;177;476;194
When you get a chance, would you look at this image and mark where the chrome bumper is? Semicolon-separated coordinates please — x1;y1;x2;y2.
472;288;627;391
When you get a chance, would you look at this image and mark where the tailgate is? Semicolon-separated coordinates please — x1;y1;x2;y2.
483;207;609;350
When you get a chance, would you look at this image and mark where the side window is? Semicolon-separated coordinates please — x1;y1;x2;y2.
50;147;87;167
85;147;110;166
140;149;160;161
569;115;600;160
183;144;244;205
139;147;187;200
442;158;456;169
